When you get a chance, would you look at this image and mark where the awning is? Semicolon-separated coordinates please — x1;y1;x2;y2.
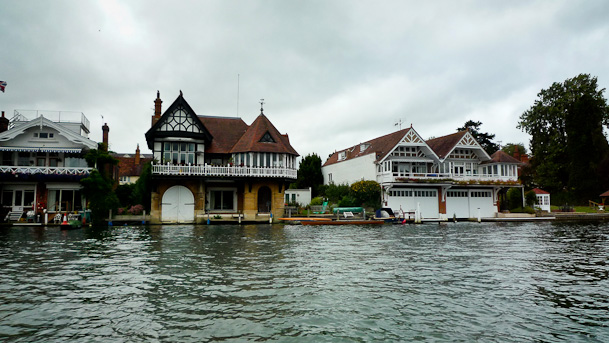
0;147;82;153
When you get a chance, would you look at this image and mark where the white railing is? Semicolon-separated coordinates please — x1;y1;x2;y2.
0;166;93;175
152;163;298;179
377;171;518;183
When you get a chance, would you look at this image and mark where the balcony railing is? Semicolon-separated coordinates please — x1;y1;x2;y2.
377;171;518;184
152;163;298;179
0;166;93;175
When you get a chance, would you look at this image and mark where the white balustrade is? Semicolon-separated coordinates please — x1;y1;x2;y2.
152;163;297;179
0;166;93;175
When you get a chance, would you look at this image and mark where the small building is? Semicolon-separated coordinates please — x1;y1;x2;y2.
112;145;153;185
144;91;299;223
285;187;312;207
532;188;551;212
0;110;97;222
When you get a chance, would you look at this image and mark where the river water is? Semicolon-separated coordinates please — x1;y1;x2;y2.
0;222;608;342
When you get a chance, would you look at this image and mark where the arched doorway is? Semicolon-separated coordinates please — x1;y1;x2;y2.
161;185;195;223
257;186;272;213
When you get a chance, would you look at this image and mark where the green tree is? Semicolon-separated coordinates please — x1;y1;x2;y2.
132;161;152;210
518;74;609;202
323;182;350;203
80;170;120;225
501;143;527;157
116;184;135;207
457;120;499;155
350;180;381;208
80;145;119;225
295;153;324;196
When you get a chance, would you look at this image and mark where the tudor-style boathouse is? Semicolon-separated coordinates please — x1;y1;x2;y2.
145;91;299;224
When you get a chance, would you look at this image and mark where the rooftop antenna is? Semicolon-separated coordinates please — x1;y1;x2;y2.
394;118;403;130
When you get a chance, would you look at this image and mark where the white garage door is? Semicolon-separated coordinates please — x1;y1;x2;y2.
161;185;195;223
387;188;439;218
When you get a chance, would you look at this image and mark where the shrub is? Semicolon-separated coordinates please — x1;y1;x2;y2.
310;196;324;206
128;204;144;215
338;195;357;207
323;183;350;203
506;188;522;210
525;190;537;207
350;180;381;208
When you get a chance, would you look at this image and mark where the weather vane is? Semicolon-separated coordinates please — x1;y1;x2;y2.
260;98;265;114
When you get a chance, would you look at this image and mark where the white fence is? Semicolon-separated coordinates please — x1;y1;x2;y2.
377;171;518;183
0;166;93;175
152;163;298;178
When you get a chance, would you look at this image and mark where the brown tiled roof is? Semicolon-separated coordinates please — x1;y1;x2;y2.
426;131;468;159
230;113;299;155
323;128;411;167
199;116;249;154
532;188;550;195
489;150;523;164
112;153;153;177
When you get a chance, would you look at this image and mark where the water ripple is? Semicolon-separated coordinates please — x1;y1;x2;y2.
0;222;608;342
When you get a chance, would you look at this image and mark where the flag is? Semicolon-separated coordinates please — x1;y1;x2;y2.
0;81;6;93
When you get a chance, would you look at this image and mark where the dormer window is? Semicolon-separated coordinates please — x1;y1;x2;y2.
259;131;275;143
360;143;370;152
338;151;346;161
33;132;54;139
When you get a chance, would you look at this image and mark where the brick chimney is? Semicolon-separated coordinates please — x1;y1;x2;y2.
102;123;109;151
0;111;9;133
152;90;162;126
513;146;521;161
135;144;141;165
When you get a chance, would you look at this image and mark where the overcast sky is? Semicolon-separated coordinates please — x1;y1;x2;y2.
1;0;608;161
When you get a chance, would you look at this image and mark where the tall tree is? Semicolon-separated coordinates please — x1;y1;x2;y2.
501;143;527;157
518;73;609;202
456;120;499;155
80;145;120;225
295;153;324;196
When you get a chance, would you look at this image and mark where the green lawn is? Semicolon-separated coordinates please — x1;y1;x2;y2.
550;205;602;213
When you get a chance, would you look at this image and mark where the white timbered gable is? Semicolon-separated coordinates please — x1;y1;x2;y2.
159;108;203;133
401;129;424;144
456;132;479;148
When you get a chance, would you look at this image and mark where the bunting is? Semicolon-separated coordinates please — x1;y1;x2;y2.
0;81;6;93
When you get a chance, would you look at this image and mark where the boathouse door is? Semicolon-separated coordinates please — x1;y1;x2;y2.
161;185;195;223
257;186;272;213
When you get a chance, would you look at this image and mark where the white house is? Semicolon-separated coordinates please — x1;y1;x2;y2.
0;110;97;222
322;127;522;220
285;187;312;206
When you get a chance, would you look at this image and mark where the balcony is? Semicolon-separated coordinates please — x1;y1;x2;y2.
152;163;298;179
0;166;93;175
377;171;518;184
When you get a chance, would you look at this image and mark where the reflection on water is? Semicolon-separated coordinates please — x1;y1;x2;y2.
0;222;608;342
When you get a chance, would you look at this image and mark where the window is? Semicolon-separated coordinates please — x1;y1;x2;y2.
448;191;468;197
209;189;235;211
338;151;346;161
34;132;54;139
259;131;275;143
328;173;332;182
1;190;34;208
392;146;420;157
163;142;195;165
48;189;84;212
